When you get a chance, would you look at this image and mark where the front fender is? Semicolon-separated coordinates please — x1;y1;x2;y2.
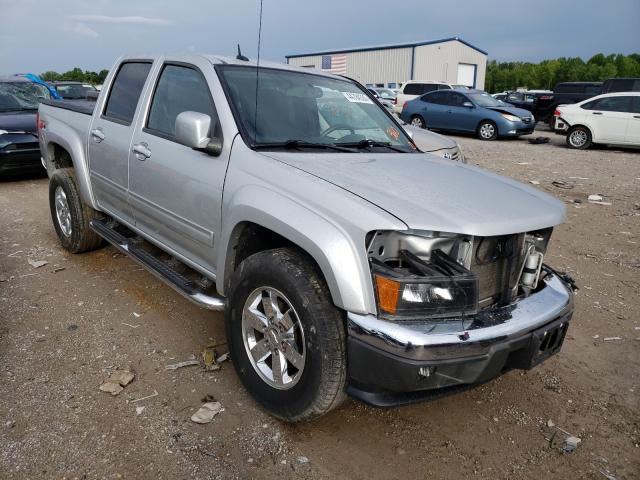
217;185;379;314
42;119;97;209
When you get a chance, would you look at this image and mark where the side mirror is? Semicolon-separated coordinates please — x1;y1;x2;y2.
463;101;474;108
175;111;223;156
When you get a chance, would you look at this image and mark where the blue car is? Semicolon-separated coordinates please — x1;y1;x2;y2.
400;89;536;140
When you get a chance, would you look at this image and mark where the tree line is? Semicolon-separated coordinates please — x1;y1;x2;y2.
486;53;640;93
40;68;109;85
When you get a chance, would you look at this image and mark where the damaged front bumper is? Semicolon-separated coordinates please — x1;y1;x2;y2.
346;271;574;406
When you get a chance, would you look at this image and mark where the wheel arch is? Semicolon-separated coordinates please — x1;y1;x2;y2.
216;187;378;315
43;122;97;209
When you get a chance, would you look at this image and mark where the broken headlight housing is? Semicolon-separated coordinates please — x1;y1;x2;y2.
372;249;478;319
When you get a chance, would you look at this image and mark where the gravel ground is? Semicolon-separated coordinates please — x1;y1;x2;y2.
1;127;639;479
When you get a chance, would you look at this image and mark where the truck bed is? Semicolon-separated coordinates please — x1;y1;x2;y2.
41;99;95;116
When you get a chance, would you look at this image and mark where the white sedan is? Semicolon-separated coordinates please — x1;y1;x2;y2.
554;92;640;149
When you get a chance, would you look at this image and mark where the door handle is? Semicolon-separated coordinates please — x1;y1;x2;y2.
132;143;151;161
634;115;640;119
446;110;453;113
90;128;105;142
592;112;603;115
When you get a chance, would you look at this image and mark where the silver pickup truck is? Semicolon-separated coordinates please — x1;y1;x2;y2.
38;53;575;422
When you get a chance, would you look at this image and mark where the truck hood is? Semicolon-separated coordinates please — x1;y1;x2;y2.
263;152;565;237
0;111;37;133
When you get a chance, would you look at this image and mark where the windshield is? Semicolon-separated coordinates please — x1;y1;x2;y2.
217;65;415;152
0;82;50;112
375;88;396;99
468;92;505;107
56;83;96;99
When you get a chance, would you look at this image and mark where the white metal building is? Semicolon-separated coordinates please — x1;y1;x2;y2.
286;37;487;90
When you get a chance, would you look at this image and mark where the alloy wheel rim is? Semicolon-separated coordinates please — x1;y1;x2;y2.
241;287;306;390
570;129;587;146
411;117;423;128
54;186;72;237
480;123;495;138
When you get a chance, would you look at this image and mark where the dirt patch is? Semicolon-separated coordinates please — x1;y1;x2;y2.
1;129;639;479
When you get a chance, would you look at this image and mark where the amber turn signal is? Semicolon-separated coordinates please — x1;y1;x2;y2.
374;274;400;315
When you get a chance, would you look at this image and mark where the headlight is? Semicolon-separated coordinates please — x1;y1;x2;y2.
372;249;478;319
501;113;521;122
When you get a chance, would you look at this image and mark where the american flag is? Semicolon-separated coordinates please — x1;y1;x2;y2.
321;54;347;75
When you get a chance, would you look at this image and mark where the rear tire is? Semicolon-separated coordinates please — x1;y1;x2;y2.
566;125;592;149
49;168;103;253
477;120;498;140
410;115;426;129
225;247;347;422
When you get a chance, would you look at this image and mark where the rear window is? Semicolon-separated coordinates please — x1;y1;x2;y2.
604;79;640;93
103;62;152;125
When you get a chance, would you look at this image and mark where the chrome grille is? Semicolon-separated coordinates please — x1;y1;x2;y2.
470;234;527;308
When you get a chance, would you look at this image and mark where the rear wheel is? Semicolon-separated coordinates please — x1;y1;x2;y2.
410;115;426;129
49;168;103;253
225;248;347;422
477;120;498;140
566;125;592;149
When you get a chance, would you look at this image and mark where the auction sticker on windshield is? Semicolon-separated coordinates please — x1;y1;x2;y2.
342;92;373;104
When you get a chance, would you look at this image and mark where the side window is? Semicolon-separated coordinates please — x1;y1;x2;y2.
631;97;640;114
585;85;603;95
590;96;632;113
422;83;438;94
103;62;152;124
423;91;447;105
146;64;219;139
581;99;599;110
437;84;452;90
448;93;467;106
403;83;422;95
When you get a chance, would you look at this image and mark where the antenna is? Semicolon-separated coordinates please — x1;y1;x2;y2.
253;0;264;142
236;44;249;62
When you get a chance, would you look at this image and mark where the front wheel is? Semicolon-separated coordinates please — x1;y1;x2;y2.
477;120;498;140
410;115;426;129
225;248;347;422
566;125;592;149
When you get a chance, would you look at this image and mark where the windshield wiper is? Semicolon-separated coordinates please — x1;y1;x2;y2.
335;139;408;153
253;140;355;153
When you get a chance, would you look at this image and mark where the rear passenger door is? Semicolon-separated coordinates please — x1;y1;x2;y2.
88;61;153;224
421;91;451;129
582;96;631;143
128;59;228;275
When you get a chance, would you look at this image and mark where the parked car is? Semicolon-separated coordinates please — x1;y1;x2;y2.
400;89;536;140
393;80;456;113
366;87;394;111
52;81;98;100
403;124;466;162
38;52;574;421
553;92;640;149
15;73;62;99
0;76;50;176
373;87;397;101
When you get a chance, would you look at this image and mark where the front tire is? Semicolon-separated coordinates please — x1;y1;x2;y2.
477;120;498;140
225;248;347;422
410;115;426;129
566;125;592;149
49;168;103;253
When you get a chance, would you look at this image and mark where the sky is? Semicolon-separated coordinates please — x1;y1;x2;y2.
1;0;639;74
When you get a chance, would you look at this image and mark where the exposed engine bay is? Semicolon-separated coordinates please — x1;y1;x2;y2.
367;228;553;320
